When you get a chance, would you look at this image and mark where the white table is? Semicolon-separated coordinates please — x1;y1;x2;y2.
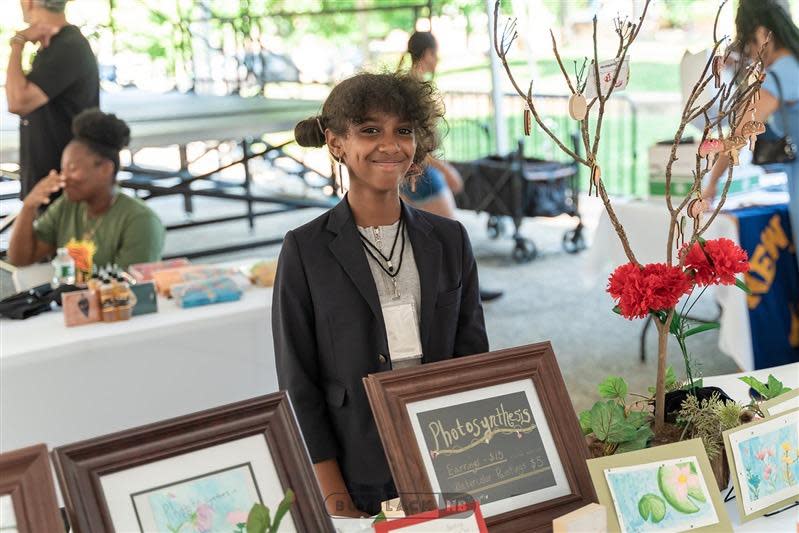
1;89;321;165
0;287;277;453
584;195;788;371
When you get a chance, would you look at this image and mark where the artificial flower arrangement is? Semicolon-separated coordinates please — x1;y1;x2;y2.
492;0;792;484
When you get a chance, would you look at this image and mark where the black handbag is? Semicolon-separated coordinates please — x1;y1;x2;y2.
752;71;797;165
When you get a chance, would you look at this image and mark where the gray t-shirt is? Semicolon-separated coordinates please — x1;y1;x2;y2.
358;219;422;368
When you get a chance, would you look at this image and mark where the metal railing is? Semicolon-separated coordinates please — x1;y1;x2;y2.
440;90;639;197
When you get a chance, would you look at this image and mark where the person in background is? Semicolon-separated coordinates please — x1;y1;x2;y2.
274;72;488;517
8;109;165;269
703;0;799;250
399;31;503;301
6;0;99;199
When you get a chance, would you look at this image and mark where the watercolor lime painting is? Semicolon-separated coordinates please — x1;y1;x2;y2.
603;456;719;533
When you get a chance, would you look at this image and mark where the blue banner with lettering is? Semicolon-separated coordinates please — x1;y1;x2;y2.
734;204;799;368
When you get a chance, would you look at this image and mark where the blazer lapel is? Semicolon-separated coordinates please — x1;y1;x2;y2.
403;203;442;356
327;198;386;333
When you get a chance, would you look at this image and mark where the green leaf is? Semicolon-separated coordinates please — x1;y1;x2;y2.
271;489;294;533
591;401;637;443
626;411;651;429
247;503;270;533
599;376;628;401
765;375;792;399
649;367;678;395
697;236;706;245
638;493;667;523
372;511;387;524
740;376;771;398
612;305;622;315
683;322;720;338
670;312;682;336
665;366;677;388
578;410;593;435
735;277;751;294
617;425;654;453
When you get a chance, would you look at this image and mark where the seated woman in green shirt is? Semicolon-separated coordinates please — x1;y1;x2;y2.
8;109;165;271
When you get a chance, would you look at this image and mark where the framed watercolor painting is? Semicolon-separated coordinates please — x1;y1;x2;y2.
0;444;63;533
760;389;799;417
53;392;333;532
363;342;595;533
723;407;799;522
587;439;731;533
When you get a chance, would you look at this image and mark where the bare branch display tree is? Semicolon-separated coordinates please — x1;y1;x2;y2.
493;0;766;432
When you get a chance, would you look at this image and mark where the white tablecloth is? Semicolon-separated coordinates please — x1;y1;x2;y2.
0;287;277;452
584;198;761;370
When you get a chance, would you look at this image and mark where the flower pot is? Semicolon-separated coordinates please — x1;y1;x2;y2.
662;386;734;424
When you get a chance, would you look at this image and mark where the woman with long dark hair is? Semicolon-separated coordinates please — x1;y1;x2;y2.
704;0;799;249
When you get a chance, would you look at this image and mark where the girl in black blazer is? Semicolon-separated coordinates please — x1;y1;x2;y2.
273;72;488;518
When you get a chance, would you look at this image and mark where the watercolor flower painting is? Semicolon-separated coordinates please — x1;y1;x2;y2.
605;457;718;533
133;464;262;533
736;425;799;505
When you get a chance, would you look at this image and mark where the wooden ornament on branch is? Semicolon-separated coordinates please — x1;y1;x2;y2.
741;120;766;150
698;138;724;162
524;106;531;135
569;93;588;120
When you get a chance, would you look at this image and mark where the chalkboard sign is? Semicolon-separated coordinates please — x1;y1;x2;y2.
407;378;572;517
415;390;555;505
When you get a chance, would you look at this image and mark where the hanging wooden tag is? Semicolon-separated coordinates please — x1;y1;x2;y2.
726;135;747;166
688;198;708;219
712;55;723;88
742;120;766;151
698;138;723;162
523;107;531;136
568;93;587;121
591;165;601;196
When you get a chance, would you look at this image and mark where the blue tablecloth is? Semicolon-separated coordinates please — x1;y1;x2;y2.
733;204;799;368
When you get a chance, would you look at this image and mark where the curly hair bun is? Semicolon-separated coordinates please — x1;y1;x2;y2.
294;116;326;148
72;108;131;151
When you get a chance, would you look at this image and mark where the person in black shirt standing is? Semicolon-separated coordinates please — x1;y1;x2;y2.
6;0;99;199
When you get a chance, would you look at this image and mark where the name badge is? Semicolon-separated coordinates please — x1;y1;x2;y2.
382;299;423;360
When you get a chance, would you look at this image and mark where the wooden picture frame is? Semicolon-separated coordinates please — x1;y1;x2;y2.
587;439;732;532
53;392;333;533
723;407;799;522
0;444;63;533
363;342;595;532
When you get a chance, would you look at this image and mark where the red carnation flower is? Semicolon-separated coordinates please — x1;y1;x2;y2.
641;263;692;310
681;238;749;286
681;241;715;285
704;238;749;284
607;262;691;320
607;262;641;300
